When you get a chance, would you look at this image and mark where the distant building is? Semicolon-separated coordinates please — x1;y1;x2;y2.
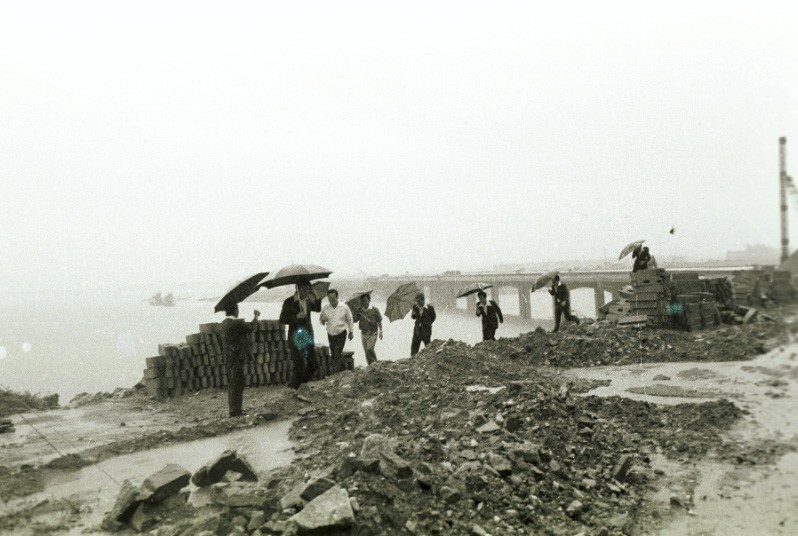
725;244;779;266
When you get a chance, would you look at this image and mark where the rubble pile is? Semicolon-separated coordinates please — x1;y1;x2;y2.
143;319;354;399
479;319;784;369
272;340;745;536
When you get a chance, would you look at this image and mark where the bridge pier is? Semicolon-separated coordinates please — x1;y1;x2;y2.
518;284;532;319
594;286;606;316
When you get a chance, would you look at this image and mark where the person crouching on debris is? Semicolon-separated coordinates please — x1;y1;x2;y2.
476;290;503;341
411;292;436;355
548;275;580;333
633;246;652;273
219;305;260;417
358;294;383;365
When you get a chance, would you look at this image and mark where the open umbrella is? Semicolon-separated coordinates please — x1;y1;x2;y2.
532;271;558;292
618;240;645;260
346;290;373;322
214;272;270;313
311;281;331;300
385;282;420;322
260;264;333;289
456;283;493;299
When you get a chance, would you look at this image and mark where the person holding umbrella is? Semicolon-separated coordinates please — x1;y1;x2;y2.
549;275;580;332
279;282;322;389
358;293;383;365
219;304;260;417
411;292;436;355
476;290;503;341
320;288;354;373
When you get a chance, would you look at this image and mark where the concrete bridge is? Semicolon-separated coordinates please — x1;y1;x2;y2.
363;268;748;318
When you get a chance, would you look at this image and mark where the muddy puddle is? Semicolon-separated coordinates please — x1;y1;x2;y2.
1;420;294;534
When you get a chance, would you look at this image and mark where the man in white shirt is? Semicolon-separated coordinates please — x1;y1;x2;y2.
320;289;354;373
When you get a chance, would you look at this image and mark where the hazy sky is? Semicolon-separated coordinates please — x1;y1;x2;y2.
2;1;797;294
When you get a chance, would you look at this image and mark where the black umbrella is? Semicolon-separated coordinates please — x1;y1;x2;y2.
531;271;558;292
260;264;333;289
456;283;493;299
385;282;420;322
214;272;270;313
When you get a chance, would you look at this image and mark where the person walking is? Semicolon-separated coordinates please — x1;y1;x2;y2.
219;305;260;417
358;294;383;365
548;275;580;333
320;288;354;373
411;292;436;355
279;282;321;389
475;290;503;341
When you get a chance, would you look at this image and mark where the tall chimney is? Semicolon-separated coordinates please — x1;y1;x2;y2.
780;137;788;264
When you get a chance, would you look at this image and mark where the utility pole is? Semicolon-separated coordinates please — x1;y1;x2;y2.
780;137;789;264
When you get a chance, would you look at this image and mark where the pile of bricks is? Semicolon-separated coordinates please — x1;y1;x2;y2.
628;268;667;326
143;319;354;400
732;269;766;305
769;270;797;303
599;269;727;331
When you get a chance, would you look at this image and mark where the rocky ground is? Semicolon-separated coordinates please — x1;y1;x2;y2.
0;305;796;535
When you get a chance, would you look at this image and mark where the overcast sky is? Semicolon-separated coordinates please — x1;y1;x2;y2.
1;1;797;294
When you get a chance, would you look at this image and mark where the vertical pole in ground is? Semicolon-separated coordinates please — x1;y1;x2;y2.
780;136;789;264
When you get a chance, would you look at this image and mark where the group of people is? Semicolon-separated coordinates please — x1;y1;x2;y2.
217;274;588;416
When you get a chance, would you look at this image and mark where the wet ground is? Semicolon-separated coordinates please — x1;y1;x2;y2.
565;335;798;535
1;313;796;535
1;421;294;534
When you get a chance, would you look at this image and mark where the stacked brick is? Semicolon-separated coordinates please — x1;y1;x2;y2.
599;269;727;331
769;270;797;303
732;269;766;305
143;319;354;400
628;269;667;326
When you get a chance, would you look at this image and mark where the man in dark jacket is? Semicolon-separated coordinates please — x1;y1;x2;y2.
279;282;321;389
475;290;503;341
410;292;436;355
219;304;260;417
548;275;580;332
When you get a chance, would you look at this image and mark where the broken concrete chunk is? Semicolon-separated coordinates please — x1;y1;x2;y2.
130;502;160;532
102;480;142;528
360;433;399;457
611;454;634;483
287;485;355;533
191;450;258;487
379;450;414;480
476;421;501;434
440;486;462;503
140;464;191;504
299;476;337;502
212;483;271;508
337;456;380;479
486;453;512;477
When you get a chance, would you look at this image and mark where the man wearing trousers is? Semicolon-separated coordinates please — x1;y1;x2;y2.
411;292;436;355
320;288;354;373
279;282;321;389
219;305;260;417
475;290;503;341
358;294;383;365
548;275;580;333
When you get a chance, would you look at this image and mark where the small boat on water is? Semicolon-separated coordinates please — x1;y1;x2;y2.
149;292;176;307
